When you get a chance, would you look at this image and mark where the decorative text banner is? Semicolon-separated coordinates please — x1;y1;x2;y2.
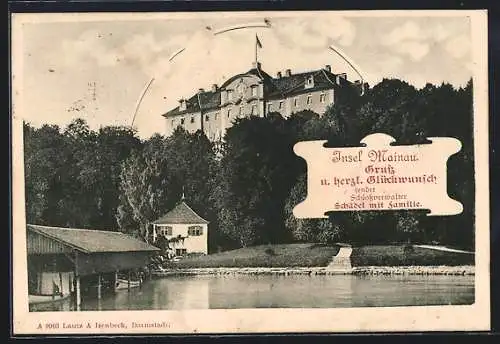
293;133;463;218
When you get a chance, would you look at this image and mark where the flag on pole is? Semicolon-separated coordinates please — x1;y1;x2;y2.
256;34;263;48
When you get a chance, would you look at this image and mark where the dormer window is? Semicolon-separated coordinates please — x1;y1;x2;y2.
179;99;187;111
305;75;314;89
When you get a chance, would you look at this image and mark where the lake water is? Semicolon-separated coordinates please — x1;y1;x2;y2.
30;274;474;312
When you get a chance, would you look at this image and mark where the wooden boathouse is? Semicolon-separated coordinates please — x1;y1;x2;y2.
27;224;160;310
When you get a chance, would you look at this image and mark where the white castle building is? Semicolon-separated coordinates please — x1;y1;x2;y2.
161;61;364;141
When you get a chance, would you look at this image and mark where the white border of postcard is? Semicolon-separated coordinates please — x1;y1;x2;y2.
11;10;490;334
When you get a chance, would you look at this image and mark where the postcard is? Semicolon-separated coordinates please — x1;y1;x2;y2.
11;10;490;335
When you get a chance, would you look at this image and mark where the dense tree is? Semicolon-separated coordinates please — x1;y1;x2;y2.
68;121;141;229
283;79;474;248
117;134;170;238
24;123;67;225
24;119;141;229
213;115;299;247
116;128;220;245
284;174;342;243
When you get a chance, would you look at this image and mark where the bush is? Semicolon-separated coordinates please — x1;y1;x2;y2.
403;244;415;255
264;247;276;256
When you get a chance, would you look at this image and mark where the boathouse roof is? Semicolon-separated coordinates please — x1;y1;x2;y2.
152;201;209;225
27;224;160;254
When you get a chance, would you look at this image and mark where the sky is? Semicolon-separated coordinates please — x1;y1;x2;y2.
14;11;474;139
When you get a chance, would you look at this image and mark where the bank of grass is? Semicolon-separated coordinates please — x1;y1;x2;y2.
350;245;474;267
163;243;340;268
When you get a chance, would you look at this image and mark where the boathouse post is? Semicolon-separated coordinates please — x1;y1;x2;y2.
59;272;63;296
74;251;81;311
75;276;81;310
51;256;57;300
69;274;72;295
97;274;102;300
127;270;131;292
114;270;118;292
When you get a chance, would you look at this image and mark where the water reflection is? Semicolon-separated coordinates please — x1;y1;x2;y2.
30;274;474;312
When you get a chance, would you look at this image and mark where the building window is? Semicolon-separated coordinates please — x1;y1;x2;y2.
171;120;174;126
239;106;243;115
267;103;272;112
159;225;173;236
279;101;284;109
215;113;219;120
205;114;209;122
251;86;258;97
175;248;187;256
294;98;299;107
190;117;195;123
251;105;257;115
188;225;203;236
320;93;326;103
227;109;231;118
307;95;312;105
181;118;185;125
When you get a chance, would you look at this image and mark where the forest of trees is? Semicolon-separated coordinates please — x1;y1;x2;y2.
23;78;475;251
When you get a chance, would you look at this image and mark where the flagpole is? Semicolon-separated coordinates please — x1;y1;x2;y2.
255;34;258;66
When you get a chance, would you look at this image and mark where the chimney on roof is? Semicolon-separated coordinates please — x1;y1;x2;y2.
211;84;218;92
285;69;292;77
325;65;331;72
335;73;347;84
276;71;282;78
198;88;205;93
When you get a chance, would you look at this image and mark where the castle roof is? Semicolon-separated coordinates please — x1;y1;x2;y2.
162;65;351;118
152;201;209;225
267;69;344;98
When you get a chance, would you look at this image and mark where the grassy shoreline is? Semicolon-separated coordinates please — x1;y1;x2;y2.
350;245;474;267
156;244;474;273
161;243;340;269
